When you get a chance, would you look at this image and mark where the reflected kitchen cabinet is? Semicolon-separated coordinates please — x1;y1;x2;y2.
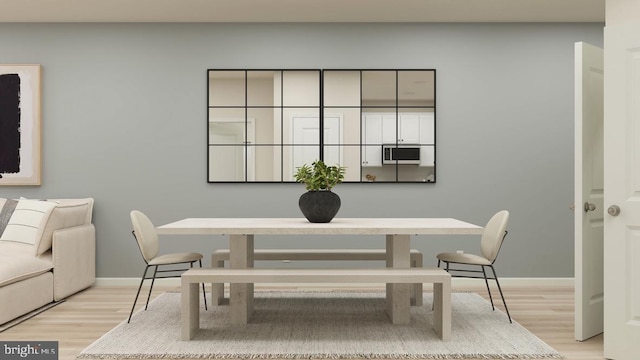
207;69;435;183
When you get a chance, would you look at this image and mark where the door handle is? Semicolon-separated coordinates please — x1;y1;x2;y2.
584;202;596;212
608;205;621;216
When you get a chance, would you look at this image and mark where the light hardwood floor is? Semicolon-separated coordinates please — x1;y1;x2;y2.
0;284;603;360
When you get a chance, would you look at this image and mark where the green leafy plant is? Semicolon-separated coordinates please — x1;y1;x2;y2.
294;160;346;191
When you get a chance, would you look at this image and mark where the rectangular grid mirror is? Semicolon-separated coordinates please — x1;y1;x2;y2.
207;69;436;183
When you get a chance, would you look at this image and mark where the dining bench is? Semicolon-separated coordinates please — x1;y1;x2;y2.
181;267;451;341
211;248;424;306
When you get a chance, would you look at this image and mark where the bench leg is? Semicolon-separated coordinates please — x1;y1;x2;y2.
386;234;411;325
211;257;226;306
433;280;451;341
410;259;424;306
229;234;254;325
181;281;200;340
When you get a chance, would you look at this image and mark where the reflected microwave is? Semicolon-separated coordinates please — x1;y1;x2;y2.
382;144;421;165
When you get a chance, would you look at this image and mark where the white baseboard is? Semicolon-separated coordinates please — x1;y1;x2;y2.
96;277;573;288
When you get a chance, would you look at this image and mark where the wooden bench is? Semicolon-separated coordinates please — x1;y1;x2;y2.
211;248;424;306
181;267;451;341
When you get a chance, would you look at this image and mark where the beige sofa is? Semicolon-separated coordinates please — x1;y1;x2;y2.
0;197;95;325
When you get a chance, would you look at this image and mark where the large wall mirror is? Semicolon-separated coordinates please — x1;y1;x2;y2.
207;69;436;183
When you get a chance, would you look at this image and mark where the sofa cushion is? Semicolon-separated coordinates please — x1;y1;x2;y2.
37;199;92;256
0;242;53;287
0;199;57;251
0;198;18;237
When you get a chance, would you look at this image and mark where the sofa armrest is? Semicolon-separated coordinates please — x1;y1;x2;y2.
52;224;96;301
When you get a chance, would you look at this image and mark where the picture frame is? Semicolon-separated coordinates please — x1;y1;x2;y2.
0;64;41;185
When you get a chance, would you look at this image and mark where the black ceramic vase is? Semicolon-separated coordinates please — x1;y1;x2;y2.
298;190;341;223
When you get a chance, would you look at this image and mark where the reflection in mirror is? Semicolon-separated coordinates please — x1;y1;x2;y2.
209;71;245;106
323;71;360;107
247;71;279;107
362;71;396;106
208;146;247;182
283;71;320;107
253;146;282;182
398;71;435;106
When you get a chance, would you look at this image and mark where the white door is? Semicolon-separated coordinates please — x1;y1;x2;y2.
574;42;604;341
604;23;640;359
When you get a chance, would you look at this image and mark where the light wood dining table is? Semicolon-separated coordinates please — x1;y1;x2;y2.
157;217;483;325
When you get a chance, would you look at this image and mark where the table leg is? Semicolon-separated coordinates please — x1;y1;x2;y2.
229;234;254;325
386;234;411;324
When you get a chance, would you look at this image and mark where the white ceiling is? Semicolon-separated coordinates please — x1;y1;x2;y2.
0;0;605;23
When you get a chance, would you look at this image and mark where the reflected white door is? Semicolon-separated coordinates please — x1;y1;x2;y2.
604;23;640;359
574;42;604;341
291;114;342;174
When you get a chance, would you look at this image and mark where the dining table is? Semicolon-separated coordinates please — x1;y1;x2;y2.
156;217;483;325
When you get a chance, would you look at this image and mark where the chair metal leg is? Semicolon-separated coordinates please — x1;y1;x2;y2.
481;265;495;311
144;266;159;310
490;265;512;323
128;265;150;323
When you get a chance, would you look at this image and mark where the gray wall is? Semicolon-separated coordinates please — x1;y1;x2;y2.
0;23;603;278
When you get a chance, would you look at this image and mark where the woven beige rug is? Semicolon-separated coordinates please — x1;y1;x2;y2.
78;291;561;359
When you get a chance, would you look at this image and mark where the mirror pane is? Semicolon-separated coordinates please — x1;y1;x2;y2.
284;145;321;182
283;71;320;106
248;107;281;145
398;71;435;106
247;71;279;107
209;108;247;145
398;147;436;182
253;146;283;182
324;108;360;145
361;108;397;146
209;70;245;106
323;71;360;107
283;110;321;145
208;145;246;182
362;71;396;107
323;145;360;182
361;158;396;182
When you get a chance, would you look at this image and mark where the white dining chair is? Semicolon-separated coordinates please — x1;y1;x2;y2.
436;210;512;323
127;210;207;323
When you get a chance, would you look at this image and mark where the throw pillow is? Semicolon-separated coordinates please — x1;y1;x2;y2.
0;198;19;237
0;199;57;248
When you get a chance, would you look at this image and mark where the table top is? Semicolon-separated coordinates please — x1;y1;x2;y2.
156;217;483;236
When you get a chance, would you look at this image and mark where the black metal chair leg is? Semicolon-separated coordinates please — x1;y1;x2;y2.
481;266;495;311
128;265;150;323
199;260;208;310
490;265;512;323
144;266;159;310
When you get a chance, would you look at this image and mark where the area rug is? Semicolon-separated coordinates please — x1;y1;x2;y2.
78;291;561;359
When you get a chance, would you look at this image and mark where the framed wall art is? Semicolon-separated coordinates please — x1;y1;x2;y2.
0;64;41;185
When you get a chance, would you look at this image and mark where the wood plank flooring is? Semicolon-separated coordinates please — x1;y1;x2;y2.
0;284;603;360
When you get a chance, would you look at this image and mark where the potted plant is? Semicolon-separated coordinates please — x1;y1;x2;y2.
294;160;346;223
